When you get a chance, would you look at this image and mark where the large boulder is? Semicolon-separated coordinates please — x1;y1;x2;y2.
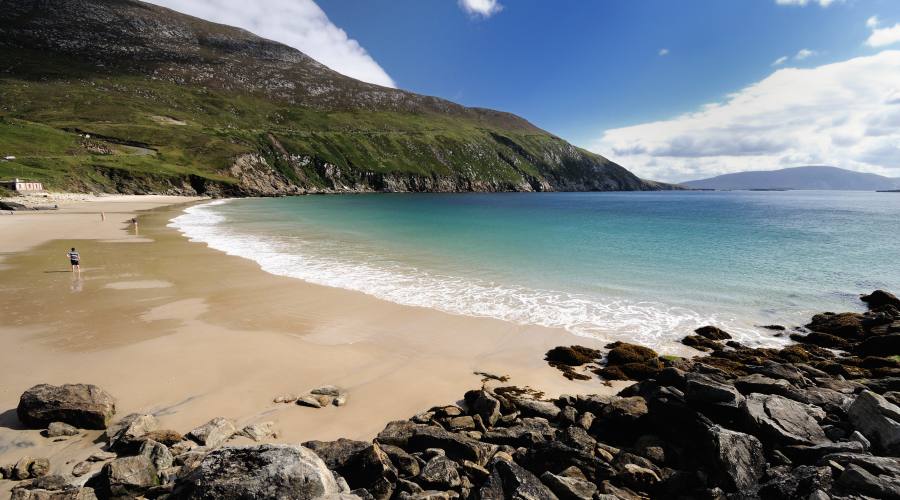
174;444;344;499
706;425;766;491
848;390;900;454
479;458;559;500
304;440;397;500
742;393;828;445
806;313;864;339
108;413;158;452
17;384;116;430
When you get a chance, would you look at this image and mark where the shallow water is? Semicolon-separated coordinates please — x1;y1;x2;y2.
170;191;900;349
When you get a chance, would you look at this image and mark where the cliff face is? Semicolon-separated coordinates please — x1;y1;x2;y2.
0;0;675;195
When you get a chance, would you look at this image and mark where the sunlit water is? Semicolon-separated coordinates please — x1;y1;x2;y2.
170;191;900;350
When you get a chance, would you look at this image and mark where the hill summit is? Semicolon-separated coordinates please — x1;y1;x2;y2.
0;0;672;195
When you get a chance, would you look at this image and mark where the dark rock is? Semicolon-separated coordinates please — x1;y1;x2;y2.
511;398;561;420
606;342;658;365
174;444;343;499
479;458;559;500
560;426;596;454
681;335;723;352
540;471;596;500
861;290;900;310
482;418;555;447
617;463;661;493
685;373;744;408
17;384;116;430
759;465;833;500
742;393;829;445
856;334;900;357
705;426;765;491
381;444;420;478
464;390;502;427
100;455;159;499
783;441;866;464
304;439;397;499
847;390;900;454
836;464;900;500
377;420;425;448
695;326;732;340
806;312;864;339
545;346;602;366
734;373;803;399
417;456;460;490
407;425;491;465
791;331;852;351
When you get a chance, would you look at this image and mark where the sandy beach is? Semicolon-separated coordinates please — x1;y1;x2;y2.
0;194;626;488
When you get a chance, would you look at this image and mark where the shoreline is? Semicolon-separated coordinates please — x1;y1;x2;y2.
0;194;628;491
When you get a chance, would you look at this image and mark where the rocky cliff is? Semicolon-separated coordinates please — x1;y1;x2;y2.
0;0;675;195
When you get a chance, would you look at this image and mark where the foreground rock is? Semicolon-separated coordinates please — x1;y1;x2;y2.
5;289;900;500
173;444;346;499
17;384;116;430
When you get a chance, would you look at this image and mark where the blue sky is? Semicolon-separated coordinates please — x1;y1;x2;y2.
318;1;890;141
148;0;900;181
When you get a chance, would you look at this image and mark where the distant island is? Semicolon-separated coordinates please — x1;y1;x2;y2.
683;166;900;191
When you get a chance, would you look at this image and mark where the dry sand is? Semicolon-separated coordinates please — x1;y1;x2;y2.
0;194;626;487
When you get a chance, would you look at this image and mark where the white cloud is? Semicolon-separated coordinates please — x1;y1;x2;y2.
867;16;880;29
591;51;900;182
143;0;395;87
775;0;841;6
658;48;670;56
795;48;817;60
867;22;900;48
458;0;503;18
772;56;789;66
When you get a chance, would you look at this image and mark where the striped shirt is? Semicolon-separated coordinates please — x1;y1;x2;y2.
68;251;80;261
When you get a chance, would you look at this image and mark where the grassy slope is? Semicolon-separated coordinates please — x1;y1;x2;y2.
1;48;594;193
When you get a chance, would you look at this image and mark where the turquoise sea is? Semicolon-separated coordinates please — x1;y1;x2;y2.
170;191;900;349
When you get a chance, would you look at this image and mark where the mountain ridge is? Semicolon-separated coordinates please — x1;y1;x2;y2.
683;166;900;191
0;0;675;195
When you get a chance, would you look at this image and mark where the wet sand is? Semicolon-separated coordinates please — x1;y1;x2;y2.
0;195;626;484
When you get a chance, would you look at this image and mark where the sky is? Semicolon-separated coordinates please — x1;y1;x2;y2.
146;0;900;182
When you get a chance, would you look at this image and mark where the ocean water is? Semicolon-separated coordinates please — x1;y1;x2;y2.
170;191;900;349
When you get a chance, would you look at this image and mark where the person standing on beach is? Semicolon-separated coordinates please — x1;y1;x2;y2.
67;247;81;273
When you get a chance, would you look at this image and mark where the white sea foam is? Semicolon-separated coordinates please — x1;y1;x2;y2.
170;200;775;349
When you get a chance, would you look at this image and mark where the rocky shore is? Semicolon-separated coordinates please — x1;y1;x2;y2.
2;291;899;499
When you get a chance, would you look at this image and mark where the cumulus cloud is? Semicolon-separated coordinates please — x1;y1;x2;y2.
867;21;900;48
659;48;670;56
775;0;841;6
591;51;900;182
144;0;395;87
458;0;503;18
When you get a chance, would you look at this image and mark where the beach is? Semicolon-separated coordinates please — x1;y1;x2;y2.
0;194;625;487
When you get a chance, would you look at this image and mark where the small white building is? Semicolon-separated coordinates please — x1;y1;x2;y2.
0;178;44;192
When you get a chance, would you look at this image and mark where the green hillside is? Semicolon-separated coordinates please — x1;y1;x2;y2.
0;0;673;195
